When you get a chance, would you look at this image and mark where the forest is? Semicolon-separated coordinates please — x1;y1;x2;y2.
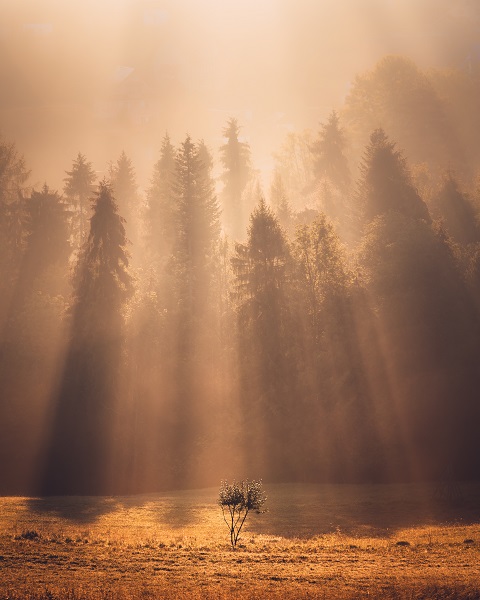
1;54;480;496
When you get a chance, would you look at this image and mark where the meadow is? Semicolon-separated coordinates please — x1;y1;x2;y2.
1;483;480;599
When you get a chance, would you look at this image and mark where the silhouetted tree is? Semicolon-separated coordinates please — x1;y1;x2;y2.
146;133;176;259
0;137;30;289
311;110;351;192
359;210;477;480
23;185;71;292
0;136;30;204
356;129;431;227
63;152;96;250
220;118;251;239
41;180;132;495
219;480;267;549
430;173;480;245
109;151;140;259
232;199;297;478
165;136;221;485
171;136;220;323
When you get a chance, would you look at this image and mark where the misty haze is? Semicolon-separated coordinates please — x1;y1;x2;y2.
1;1;480;599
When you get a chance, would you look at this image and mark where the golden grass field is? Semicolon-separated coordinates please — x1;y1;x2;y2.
1;483;480;599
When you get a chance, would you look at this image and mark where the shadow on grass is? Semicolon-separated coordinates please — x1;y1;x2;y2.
247;482;480;538
24;488;217;526
22;482;480;536
25;494;165;524
26;496;123;523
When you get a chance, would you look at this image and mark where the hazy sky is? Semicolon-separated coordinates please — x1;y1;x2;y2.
0;0;478;188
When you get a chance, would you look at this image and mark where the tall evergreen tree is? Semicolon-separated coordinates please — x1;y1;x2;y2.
0;137;30;281
359;209;477;480
63;152;97;250
311;110;351;192
23;185;71;292
0;137;30;358
0;136;30;205
430;172;480;245
356;129;431;227
219;118;251;240
146;133;176;259
109;151;140;259
164;135;221;486
232;199;297;478
171;135;220;323
40;180;132;495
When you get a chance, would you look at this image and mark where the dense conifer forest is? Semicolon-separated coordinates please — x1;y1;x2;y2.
1;54;480;495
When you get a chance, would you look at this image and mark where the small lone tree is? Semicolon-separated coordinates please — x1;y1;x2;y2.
219;480;267;549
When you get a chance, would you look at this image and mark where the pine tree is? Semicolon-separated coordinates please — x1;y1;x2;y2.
0;137;30;334
109;151;140;258
356;129;431;226
430;172;480;245
358;208;477;480
232;199;297;478
0;137;30;267
233;198;289;306
174;136;220;307
219;118;251;239
165;136;221;486
63;152;97;250
0;136;30;204
24;185;71;290
72;180;132;339
41;180;132;495
146;133;176;258
311;110;351;192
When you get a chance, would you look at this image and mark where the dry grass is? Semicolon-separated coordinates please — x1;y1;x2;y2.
1;483;480;599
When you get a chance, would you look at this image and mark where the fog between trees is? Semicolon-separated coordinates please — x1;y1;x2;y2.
1;53;480;494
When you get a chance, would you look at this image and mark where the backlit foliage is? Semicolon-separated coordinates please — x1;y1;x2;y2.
219;479;267;549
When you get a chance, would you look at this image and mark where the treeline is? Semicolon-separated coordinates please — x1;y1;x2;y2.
1;56;480;494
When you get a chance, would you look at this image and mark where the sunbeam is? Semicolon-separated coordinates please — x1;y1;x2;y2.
1;1;480;597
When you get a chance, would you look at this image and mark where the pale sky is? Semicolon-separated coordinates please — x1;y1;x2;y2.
0;0;477;188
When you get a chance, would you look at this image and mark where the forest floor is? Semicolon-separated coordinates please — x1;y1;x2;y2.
1;483;480;599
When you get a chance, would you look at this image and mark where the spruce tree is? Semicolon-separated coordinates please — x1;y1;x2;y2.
109;151;140;259
311;110;351;192
41;180;132;495
172;135;220;321
0;137;30;281
232;199;297;478
219;118;251;239
63;152;97;250
24;185;71;290
146;133;176;259
356;129;431;226
165;136;221;486
430;173;480;245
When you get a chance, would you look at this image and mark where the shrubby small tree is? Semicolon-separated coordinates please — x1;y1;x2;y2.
219;480;267;549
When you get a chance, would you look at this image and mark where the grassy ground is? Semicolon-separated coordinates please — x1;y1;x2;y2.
1;483;480;599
